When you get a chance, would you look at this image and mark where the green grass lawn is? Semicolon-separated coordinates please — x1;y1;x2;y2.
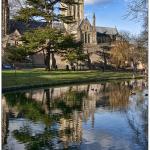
2;68;143;89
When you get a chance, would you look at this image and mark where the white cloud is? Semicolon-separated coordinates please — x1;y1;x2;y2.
85;0;112;5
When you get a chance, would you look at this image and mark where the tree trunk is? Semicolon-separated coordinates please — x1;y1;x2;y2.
77;61;79;71
43;49;46;64
116;61;121;71
104;53;107;67
132;61;137;75
103;83;106;93
103;50;107;72
87;56;91;70
45;50;50;71
45;89;50;113
51;53;56;70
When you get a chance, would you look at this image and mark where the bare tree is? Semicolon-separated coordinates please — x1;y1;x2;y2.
125;0;148;21
110;32;131;70
110;31;147;70
125;0;148;45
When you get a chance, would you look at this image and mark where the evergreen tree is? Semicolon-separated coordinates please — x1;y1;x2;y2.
58;34;87;70
13;0;82;70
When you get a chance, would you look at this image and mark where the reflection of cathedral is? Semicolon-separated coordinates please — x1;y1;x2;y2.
2;79;148;150
59;112;82;148
2;80;148;149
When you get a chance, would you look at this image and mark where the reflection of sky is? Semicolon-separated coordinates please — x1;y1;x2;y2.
81;111;145;150
3;80;148;150
3;119;45;150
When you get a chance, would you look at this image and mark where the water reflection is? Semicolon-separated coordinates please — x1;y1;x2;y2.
2;79;148;150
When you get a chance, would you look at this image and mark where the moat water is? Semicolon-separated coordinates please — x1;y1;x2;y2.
2;79;148;150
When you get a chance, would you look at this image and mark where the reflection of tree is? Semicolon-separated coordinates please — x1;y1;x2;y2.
4;92;53;125
96;82;130;110
45;88;87;149
51;89;87;117
125;92;148;149
4;88;88;149
108;82;130;110
45;89;50;113
13;125;59;150
96;81;148;149
3;92;59;149
2;99;9;145
4;82;148;150
44;88;54;114
13;124;81;150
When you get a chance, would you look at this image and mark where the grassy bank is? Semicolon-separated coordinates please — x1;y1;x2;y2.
2;69;143;90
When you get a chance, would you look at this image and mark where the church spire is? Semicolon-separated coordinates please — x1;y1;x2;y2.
93;13;96;27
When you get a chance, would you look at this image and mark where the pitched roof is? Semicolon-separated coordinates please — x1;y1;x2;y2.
78;19;84;28
78;18;92;30
9;20;47;34
96;26;118;35
9;20;64;35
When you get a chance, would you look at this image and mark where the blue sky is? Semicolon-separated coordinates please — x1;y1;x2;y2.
84;0;143;35
9;0;143;35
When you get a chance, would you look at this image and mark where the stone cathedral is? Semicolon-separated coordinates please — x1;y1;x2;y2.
58;0;119;69
61;0;97;45
3;0;119;69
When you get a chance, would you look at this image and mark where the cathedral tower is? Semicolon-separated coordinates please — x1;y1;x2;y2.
61;0;84;32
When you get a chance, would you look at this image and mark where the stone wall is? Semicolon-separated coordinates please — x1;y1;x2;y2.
32;43;105;70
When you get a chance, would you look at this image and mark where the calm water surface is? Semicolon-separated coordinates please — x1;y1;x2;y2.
2;79;148;150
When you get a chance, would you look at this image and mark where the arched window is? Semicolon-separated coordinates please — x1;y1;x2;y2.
102;36;106;43
78;5;80;19
106;37;108;42
15;40;17;46
88;34;90;43
85;32;87;43
100;36;102;43
113;35;116;40
73;5;76;19
69;6;71;16
81;33;84;43
104;36;106;43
